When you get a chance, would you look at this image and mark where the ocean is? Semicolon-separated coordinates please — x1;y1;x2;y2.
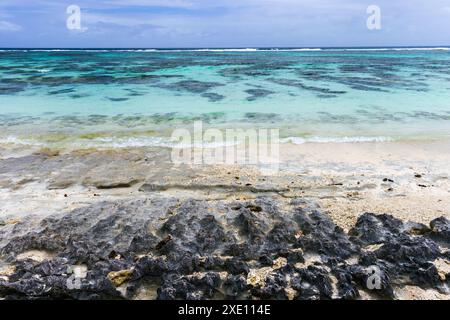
1;47;450;149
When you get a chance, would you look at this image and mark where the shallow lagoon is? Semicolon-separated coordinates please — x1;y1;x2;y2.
1;48;450;147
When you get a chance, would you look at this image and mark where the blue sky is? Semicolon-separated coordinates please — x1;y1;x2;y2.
1;0;450;48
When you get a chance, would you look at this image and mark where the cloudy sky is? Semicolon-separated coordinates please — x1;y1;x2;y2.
1;0;450;48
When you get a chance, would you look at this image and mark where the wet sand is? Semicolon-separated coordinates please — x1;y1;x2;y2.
1;139;449;230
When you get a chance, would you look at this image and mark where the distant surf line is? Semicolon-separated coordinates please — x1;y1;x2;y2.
1;47;450;53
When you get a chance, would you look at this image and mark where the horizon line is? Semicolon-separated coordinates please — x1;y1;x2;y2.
1;45;450;50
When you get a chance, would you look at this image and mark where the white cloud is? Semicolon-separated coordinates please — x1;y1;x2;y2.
0;20;22;32
83;12;157;27
101;0;194;8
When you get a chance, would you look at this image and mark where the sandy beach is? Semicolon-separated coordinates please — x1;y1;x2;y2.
1;45;450;300
0;138;449;300
1;139;449;230
2;0;450;307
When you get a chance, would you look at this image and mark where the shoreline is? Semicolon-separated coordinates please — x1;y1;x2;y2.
0;138;449;228
0;138;449;300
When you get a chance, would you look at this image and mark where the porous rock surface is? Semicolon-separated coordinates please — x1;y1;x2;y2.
0;196;449;300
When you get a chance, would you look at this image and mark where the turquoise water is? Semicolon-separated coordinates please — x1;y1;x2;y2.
1;48;450;147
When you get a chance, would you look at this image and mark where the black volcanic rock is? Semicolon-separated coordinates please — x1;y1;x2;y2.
0;197;449;300
430;217;450;242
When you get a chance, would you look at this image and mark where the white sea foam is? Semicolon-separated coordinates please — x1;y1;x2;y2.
150;48;322;52
268;48;322;52
1;47;448;53
338;47;450;52
0;48;256;53
115;49;158;52
86;136;241;149
144;48;259;52
87;136;172;148
0;136;44;146
0;134;395;148
191;48;321;52
281;136;393;144
73;135;395;148
191;48;258;52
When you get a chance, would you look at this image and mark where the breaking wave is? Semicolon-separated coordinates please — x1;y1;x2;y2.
2;47;449;53
281;136;393;144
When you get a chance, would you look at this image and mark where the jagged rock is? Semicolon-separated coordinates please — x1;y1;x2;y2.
349;213;404;245
350;213;449;297
295;208;358;259
291;265;333;300
0;196;448;300
430;217;450;242
402;221;430;236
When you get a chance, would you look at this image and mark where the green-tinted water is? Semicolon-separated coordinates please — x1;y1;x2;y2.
1;48;450;147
